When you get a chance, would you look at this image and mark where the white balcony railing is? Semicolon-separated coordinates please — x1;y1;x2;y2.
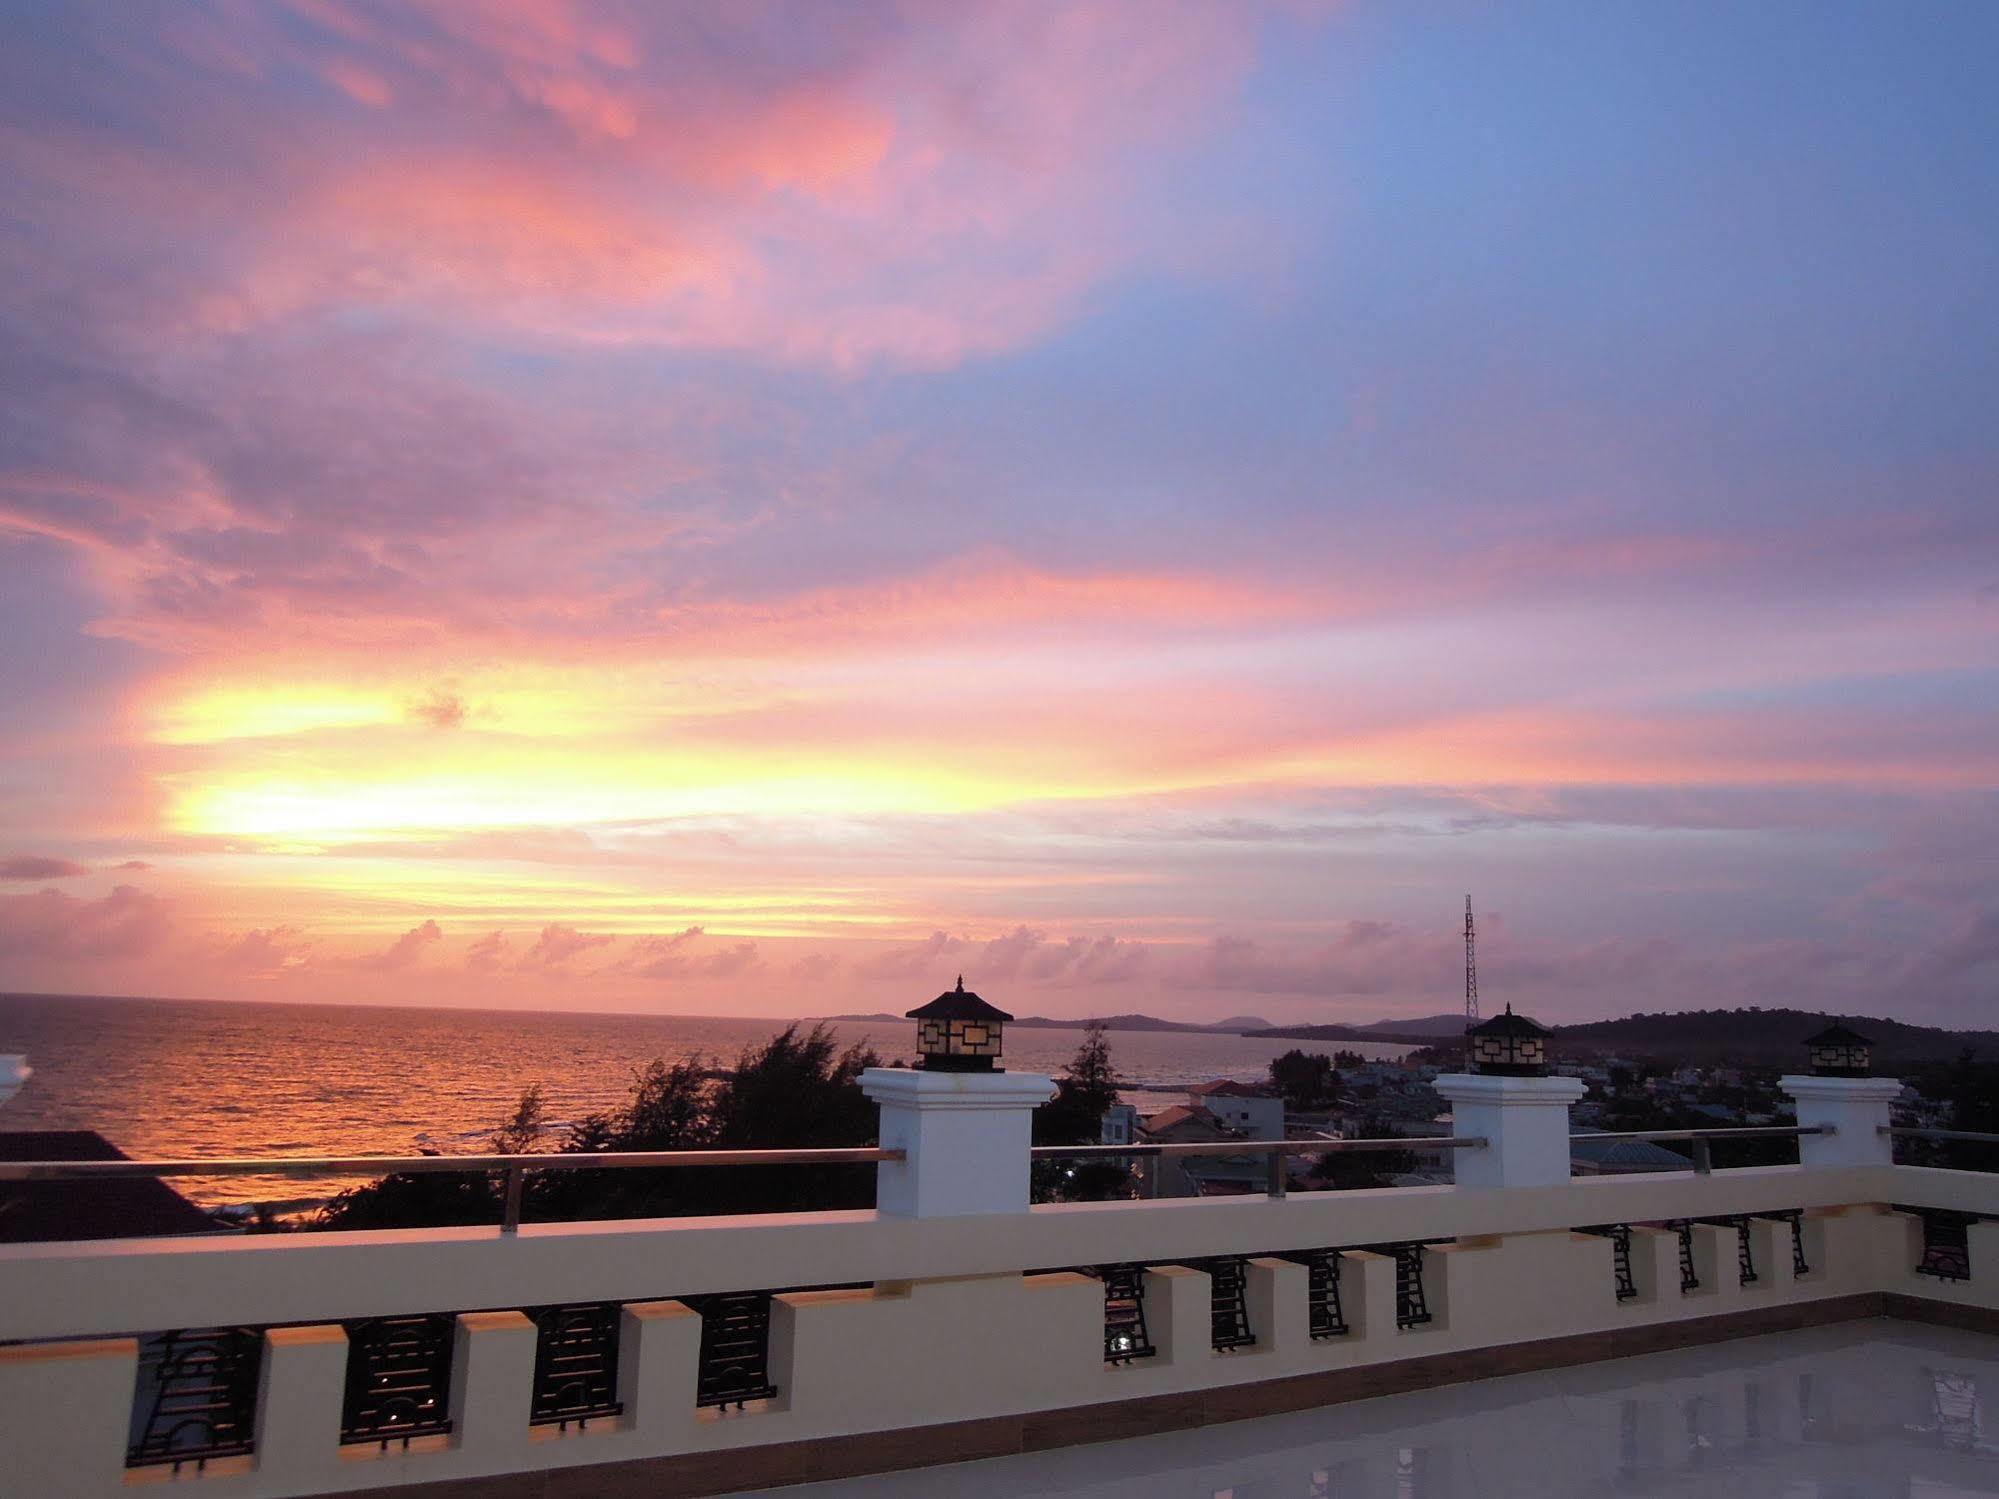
0;1075;1993;1499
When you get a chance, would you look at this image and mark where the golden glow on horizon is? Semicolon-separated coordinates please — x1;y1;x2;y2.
151;684;402;744
171;756;1050;840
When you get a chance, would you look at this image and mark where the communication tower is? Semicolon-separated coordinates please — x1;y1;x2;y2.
1464;895;1480;1034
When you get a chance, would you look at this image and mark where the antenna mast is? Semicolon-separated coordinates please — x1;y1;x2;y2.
1463;895;1480;1033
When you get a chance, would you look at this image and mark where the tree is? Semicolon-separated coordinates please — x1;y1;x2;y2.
1033;1022;1134;1203
1065;1021;1121;1118
1906;1050;1999;1172
618;1057;710;1150
490;1083;547;1156
1269;1049;1340;1110
1309;1112;1416;1191
316;1157;498;1231
314;1023;886;1230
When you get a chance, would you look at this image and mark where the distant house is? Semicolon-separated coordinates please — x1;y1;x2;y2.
1100;1102;1140;1146
1140;1103;1234;1144
1186;1079;1284;1139
0;1130;222;1242
1096;1098;1273;1198
1568;1132;1692;1176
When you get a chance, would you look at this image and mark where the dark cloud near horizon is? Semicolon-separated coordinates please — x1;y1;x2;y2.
0;855;91;881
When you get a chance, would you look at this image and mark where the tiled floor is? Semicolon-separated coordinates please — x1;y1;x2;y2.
730;1320;1999;1498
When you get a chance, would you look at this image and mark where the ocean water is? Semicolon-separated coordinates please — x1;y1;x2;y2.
0;992;1409;1210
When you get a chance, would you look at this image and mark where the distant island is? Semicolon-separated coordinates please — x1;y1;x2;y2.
1251;1006;1999;1067
824;1000;1998;1067
821;1011;1272;1034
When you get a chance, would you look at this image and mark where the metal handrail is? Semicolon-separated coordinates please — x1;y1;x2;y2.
1031;1136;1484;1161
0;1148;903;1183
0;1147;907;1235
1032;1135;1487;1200
1880;1127;1999;1144
1567;1124;1830;1175
1569;1126;1829;1143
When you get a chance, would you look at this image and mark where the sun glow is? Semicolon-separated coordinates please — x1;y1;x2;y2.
150;684;403;744
169;757;1042;840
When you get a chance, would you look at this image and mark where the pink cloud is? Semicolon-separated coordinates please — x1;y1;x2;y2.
975;925;1149;987
854;929;967;982
0;855;91;881
465;929;510;973
623;926;764;981
0;885;170;959
349;919;444;972
217;924;312;973
516;921;612;970
6;4;1267;371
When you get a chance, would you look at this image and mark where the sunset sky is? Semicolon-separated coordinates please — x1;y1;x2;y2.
2;2;1995;1024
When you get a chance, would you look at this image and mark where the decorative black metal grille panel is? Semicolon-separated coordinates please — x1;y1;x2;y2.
126;1327;263;1471
340;1314;455;1446
1582;1225;1638;1300
529;1302;624;1429
1666;1220;1700;1292
1281;1249;1350;1337
1195;1256;1256;1350
1094;1265;1156;1364
1388;1242;1432;1328
689;1292;780;1408
1773;1209;1811;1277
1911;1209;1975;1282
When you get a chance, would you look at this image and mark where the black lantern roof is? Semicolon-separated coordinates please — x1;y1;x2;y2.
1468;1003;1548;1040
906;976;1013;1025
1804;1021;1873;1049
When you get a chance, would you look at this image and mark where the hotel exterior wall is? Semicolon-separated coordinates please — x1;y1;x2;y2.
0;1164;1992;1498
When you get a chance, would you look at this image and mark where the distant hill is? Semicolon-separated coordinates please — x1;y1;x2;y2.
1246;1023;1448;1047
1247;1013;1468;1046
1247;1005;1999;1065
1352;1013;1466;1037
1548;1007;1999;1066
820;1011;1262;1035
827;1004;1996;1064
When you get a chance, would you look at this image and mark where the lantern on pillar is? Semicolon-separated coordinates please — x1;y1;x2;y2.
1466;1003;1551;1077
906;977;1013;1072
1804;1021;1873;1078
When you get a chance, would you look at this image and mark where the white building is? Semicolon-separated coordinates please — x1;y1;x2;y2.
1185;1079;1285;1139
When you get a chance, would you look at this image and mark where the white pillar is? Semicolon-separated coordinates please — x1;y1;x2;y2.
1434;1072;1585;1188
860;1068;1055;1217
1778;1075;1899;1168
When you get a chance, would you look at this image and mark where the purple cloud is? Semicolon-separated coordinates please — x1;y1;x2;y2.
0;884;169;959
0;855;90;881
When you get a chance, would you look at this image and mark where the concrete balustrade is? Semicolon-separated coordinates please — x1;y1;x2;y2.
256;1326;347;1484
0;1177;1990;1497
0;1066;1993;1498
0;1338;135;1496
